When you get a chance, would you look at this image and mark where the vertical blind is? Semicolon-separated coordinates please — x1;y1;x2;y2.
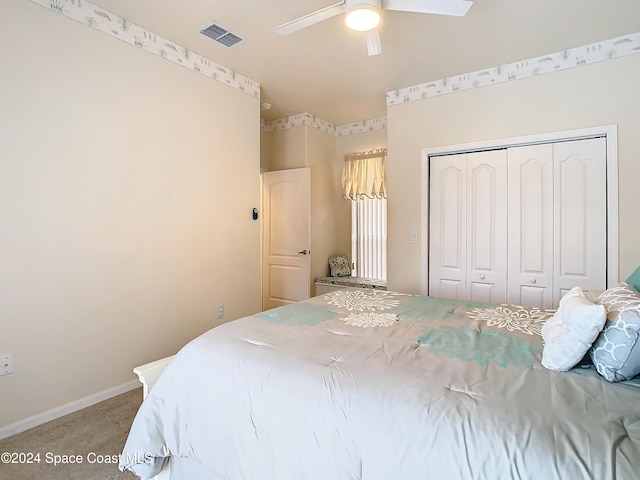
352;197;387;280
342;149;387;280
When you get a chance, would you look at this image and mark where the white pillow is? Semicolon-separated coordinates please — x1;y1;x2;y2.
541;286;607;371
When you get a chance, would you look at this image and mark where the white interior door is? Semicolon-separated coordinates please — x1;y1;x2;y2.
429;154;467;300
429;150;508;303
507;144;554;308
466;150;508;304
553;138;607;303
262;168;311;310
423;127;616;306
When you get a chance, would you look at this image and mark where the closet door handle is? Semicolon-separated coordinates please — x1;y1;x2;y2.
480;274;486;280
531;278;537;284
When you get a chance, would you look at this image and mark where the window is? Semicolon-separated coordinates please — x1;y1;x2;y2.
342;148;387;281
352;196;387;280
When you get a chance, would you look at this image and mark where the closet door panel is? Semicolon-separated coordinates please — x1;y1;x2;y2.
553;138;607;303
429;154;467;300
518;285;548;308
467;150;508;304
507;144;554;308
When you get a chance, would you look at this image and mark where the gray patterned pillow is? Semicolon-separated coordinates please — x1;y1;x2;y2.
328;256;351;277
589;283;640;382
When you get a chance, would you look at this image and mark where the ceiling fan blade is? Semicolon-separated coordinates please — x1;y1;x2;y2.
275;1;347;36
382;0;472;17
365;30;382;56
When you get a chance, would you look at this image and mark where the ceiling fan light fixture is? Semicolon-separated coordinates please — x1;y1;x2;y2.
345;4;381;32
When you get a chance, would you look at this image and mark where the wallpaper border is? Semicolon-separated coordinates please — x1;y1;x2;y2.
261;115;387;137
27;0;260;99
387;31;640;107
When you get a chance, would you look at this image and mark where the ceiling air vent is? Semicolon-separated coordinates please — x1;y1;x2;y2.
200;22;244;48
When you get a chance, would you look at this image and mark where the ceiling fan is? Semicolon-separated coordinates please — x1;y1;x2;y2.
274;0;473;56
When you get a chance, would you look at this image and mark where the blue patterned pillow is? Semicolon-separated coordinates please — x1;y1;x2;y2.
590;283;640;382
328;256;351;277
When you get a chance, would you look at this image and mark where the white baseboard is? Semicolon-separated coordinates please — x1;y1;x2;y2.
0;380;141;440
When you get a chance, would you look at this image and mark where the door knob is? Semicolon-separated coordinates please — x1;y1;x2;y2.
298;249;309;255
531;278;537;284
480;274;485;280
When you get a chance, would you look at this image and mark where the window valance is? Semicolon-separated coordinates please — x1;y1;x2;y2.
341;148;387;200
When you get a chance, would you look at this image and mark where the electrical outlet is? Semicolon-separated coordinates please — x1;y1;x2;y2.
1;354;14;376
216;304;224;319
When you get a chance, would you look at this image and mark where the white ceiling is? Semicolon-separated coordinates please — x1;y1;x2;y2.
89;0;640;125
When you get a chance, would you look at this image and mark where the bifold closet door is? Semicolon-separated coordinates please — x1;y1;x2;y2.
507;144;554;307
466;150;508;303
507;138;607;308
429;150;508;302
552;138;607;303
430;137;607;308
429;154;467;300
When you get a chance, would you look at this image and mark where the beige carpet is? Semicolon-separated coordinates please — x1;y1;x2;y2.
0;388;143;480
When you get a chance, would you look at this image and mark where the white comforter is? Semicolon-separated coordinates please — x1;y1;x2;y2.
120;290;640;479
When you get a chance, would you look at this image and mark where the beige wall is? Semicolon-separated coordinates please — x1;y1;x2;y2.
260;129;272;171
261;126;387;294
261;126;339;294
0;0;260;429
337;129;387;156
264;126;307;171
387;54;640;294
306;128;339;288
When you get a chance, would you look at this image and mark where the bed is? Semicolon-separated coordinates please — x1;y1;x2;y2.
119;287;640;480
